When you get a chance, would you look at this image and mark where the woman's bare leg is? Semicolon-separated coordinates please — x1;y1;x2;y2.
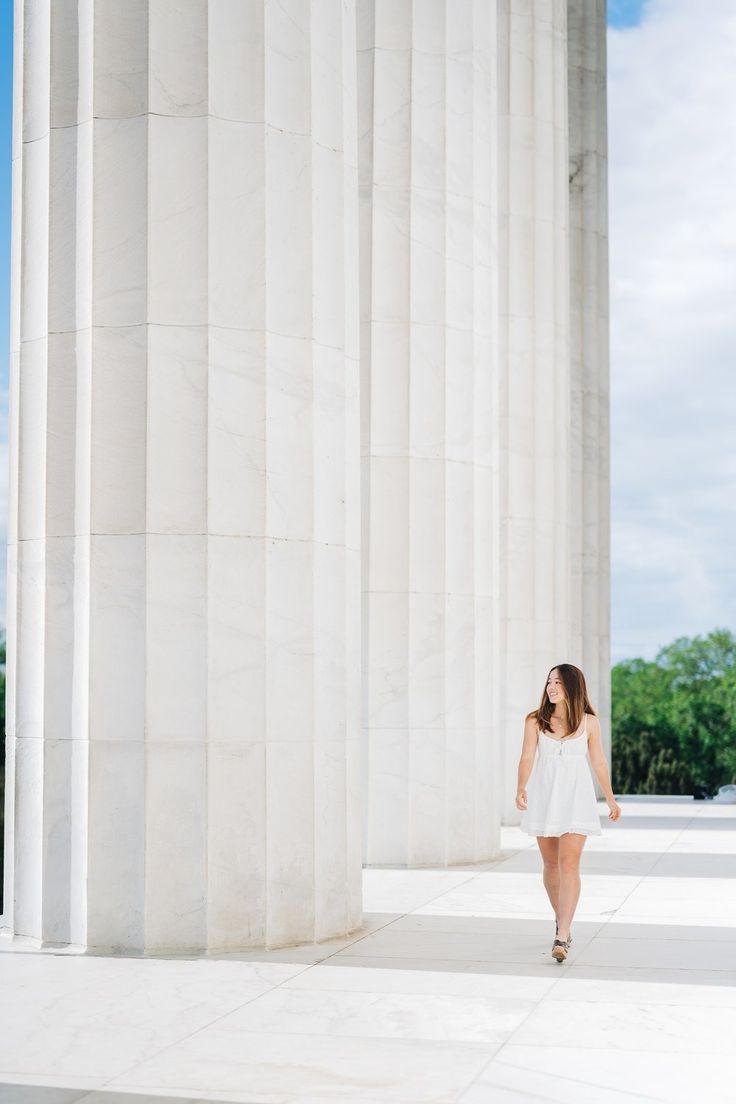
536;836;561;924
557;832;586;940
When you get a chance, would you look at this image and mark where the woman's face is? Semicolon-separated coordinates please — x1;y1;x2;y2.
546;669;566;705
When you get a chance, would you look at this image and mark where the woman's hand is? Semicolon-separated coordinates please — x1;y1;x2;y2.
515;789;528;811
607;798;621;821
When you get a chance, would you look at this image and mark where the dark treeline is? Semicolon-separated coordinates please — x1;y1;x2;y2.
611;628;736;795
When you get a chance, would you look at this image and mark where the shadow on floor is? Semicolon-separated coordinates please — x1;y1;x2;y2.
486;849;736;878
162;908;736;988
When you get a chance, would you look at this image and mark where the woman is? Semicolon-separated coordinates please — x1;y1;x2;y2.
515;664;621;962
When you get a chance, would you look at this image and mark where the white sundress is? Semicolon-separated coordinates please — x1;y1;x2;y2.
519;713;603;837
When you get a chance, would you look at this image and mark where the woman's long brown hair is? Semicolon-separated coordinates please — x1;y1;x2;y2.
528;663;597;735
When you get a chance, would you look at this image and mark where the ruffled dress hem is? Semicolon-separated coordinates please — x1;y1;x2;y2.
519;821;602;837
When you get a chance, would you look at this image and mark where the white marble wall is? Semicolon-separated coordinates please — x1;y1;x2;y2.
359;0;501;866
3;0;363;953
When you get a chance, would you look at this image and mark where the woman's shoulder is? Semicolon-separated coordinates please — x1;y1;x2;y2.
525;709;543;734
584;711;601;731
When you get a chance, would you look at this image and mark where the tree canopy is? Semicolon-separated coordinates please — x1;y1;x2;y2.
612;627;736;795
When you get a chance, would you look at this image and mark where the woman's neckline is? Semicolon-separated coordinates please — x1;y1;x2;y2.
539;715;588;743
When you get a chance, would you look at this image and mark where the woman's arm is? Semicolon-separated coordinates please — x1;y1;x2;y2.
515;715;539;811
587;714;621;821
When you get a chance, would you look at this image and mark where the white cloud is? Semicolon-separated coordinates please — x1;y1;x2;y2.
608;0;736;661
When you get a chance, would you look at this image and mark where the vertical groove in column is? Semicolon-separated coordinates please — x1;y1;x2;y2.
496;0;510;830
86;0;149;952
11;0;51;941
343;0;364;939
263;0;315;949
2;0;26;931
568;0;585;665
596;4;611;753
567;0;610;762
408;0;448;866
499;0;530;823
441;0;453;868
357;0;375;868
362;0;499;865
472;0;499;861
206;0;266;952
552;0;572;664
144;0;210;954
42;0;94;948
498;0;571;823
360;0;413;865
261;0;361;949
310;0;360;944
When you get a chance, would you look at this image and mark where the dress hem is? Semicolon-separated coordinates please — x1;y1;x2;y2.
520;824;603;837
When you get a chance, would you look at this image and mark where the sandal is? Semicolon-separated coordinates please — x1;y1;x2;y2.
554;920;572;947
551;938;570;963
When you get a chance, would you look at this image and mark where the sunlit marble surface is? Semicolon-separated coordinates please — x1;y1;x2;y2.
1;798;735;1104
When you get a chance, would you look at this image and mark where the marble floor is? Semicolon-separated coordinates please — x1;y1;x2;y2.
1;798;735;1104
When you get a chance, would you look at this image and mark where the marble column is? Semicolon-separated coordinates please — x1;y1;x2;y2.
497;0;573;822
359;0;501;866
2;0;362;953
567;0;611;774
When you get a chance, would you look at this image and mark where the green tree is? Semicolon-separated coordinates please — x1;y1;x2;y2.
612;628;736;795
1;627;5;911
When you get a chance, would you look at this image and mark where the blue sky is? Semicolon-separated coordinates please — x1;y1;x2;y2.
607;0;648;28
607;0;736;659
0;1;733;665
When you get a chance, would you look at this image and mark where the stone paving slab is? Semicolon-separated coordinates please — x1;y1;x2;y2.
1;799;735;1103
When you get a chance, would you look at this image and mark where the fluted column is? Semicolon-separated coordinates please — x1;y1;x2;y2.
498;0;572;822
359;0;500;865
3;0;362;953
567;0;610;774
